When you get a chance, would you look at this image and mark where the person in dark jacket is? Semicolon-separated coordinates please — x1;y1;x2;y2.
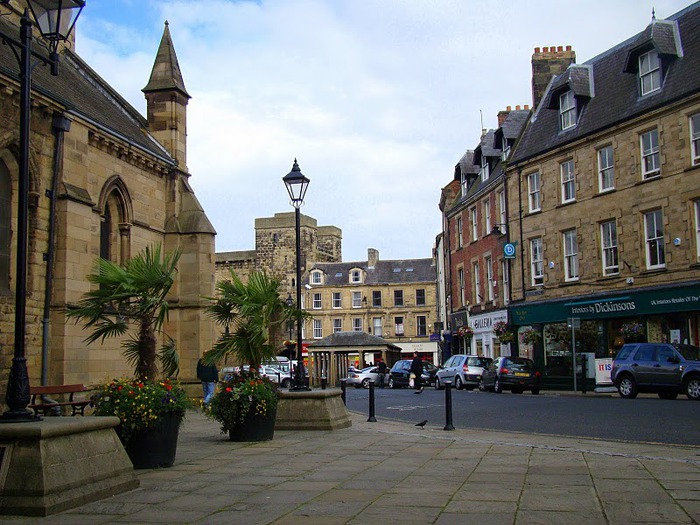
377;359;387;388
410;352;424;394
197;358;218;405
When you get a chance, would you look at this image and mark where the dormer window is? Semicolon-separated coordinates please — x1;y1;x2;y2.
480;155;490;181
639;49;661;95
559;91;576;130
310;271;323;285
349;269;362;284
502;136;510;161
460;172;468;197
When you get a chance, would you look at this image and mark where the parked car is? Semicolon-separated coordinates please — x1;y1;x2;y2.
388;359;437;389
611;342;700;400
345;366;388;388
259;365;292;388
480;356;541;394
434;355;493;390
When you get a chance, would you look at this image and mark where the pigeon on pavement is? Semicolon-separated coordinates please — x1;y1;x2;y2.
415;419;428;428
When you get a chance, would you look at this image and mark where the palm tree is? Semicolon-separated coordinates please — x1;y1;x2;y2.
67;243;181;381
205;270;299;370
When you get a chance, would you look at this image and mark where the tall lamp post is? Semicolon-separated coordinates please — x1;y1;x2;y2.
283;159;311;391
1;0;85;422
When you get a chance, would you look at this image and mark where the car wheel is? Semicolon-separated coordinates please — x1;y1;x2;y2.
388;377;396;389
454;376;463;390
434;377;443;390
361;378;371;389
617;375;638;399
478;376;486;392
685;376;700;400
658;392;678;400
281;379;291;388
531;388;540;395
494;378;503;393
512;387;523;394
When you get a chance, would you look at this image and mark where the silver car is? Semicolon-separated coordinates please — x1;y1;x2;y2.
435;354;493;390
346;366;388;389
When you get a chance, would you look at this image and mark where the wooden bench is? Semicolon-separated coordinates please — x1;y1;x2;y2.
28;384;90;416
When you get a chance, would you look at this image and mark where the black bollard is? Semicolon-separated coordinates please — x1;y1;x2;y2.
321;376;327;390
444;380;455;431
367;380;377;422
581;354;587;394
340;378;347;405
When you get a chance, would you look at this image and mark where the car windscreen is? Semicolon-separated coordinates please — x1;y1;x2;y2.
467;357;490;367
675;344;700;361
506;359;535;371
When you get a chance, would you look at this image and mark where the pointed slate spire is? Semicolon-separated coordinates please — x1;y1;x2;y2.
142;21;190;98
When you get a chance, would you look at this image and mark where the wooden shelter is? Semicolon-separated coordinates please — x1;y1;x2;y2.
307;332;402;386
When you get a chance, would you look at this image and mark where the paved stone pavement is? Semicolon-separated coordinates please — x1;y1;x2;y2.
2;407;699;525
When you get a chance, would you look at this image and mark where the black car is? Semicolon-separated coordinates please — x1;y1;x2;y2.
388;359;437;389
480;356;541;394
611;342;700;400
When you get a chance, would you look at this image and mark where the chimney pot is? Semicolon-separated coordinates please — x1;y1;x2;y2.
557;45;563;52
534;47;540;53
525;104;530;110
516;105;521;110
507;105;512;111
566;45;572;51
543;46;548;52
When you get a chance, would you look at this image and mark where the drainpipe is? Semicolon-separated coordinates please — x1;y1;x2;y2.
41;113;71;393
517;168;526;300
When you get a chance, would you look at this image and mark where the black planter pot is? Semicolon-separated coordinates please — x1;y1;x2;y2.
228;407;276;442
122;411;183;469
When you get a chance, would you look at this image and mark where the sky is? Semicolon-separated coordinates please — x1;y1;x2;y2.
75;0;693;263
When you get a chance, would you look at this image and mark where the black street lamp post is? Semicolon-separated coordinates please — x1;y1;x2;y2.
1;0;85;422
283;159;310;391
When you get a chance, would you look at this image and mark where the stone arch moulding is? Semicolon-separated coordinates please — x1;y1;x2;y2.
97;175;134;264
97;175;133;224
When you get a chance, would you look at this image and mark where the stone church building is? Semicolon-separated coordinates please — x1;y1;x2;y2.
0;7;215;405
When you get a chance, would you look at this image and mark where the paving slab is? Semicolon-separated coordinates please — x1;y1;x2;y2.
1;408;699;525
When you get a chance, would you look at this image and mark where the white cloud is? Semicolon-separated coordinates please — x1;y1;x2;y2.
77;0;691;262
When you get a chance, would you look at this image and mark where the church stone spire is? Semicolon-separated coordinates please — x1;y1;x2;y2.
143;21;190;169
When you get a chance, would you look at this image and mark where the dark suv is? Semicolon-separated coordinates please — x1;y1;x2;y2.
610;343;700;400
480;356;541;395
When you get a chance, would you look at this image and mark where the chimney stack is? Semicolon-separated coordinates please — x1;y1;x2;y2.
367;248;379;269
531;45;575;109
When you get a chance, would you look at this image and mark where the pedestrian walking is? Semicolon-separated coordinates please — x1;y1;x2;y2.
410;351;423;394
377;358;387;388
197;357;218;406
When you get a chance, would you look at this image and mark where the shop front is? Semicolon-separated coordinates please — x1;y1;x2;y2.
509;282;700;389
469;310;508;359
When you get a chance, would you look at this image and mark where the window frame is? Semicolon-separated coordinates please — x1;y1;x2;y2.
310;271;322;285
456;216;463;248
394;289;404;307
640;129;660;179
333;318;342;333
600;220;619;276
530;238;544;286
559;90;577;130
560;159;575;203
498;190;506;233
372;290;381;307
473;261;481;304
352;291;362;308
416;289;426;306
563;229;579;282
639;49;661;96
350;269;362;284
416;315;427;337
485;256;494;301
332;291;341;309
483;200;491;236
691;113;700;166
502;135;510;161
313;319;323;339
394;316;404;336
501;260;510;305
352;318;362;332
470;207;478;241
527;172;541;212
373;317;382;336
597;145;615;192
480;154;490;181
312;292;322;309
644;209;666;269
458;267;465;308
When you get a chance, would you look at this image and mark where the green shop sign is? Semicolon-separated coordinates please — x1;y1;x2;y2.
510;283;700;325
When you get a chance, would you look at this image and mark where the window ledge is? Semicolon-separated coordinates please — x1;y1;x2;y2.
638;173;661;184
560;280;580;287
594;188;616;198
639;267;667;276
556;200;576;209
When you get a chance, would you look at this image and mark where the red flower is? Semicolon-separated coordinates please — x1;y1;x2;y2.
225;387;232;392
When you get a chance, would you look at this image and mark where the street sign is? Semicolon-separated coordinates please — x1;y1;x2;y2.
504;243;516;259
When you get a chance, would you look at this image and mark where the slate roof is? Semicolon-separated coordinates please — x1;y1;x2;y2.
310;258;435;286
495;109;530;141
0;16;174;165
308;331;402;350
454;150;478;180
511;3;700;164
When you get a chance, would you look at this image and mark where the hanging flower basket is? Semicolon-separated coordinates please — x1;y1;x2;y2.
456;326;474;338
492;321;514;343
619;322;644;342
520;328;541;346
